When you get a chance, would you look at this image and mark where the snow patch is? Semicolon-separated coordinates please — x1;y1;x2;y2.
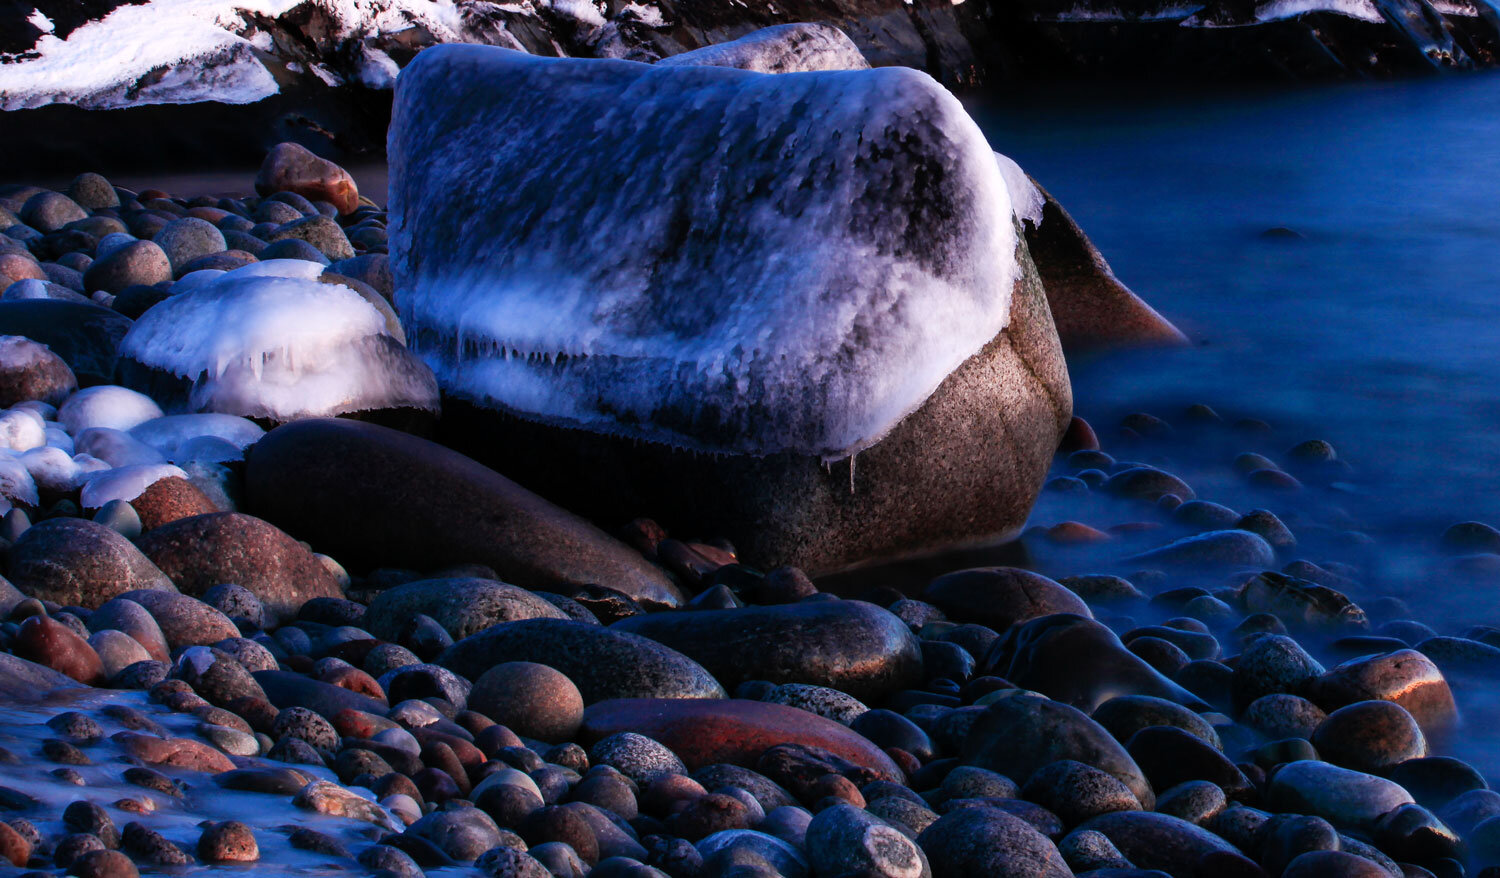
130;414;265;459
58;386;165;436
551;0;607;27
75;428;170;467
27;9;54;34
1184;0;1382;23
995;153;1045;226
0;455;39;507
0;337;52;371
0;409;47;453
390;48;1017;459
20;446;81;494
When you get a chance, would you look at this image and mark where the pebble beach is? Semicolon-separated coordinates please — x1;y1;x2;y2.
0;148;1496;878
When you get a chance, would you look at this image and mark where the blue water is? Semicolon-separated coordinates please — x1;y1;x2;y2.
973;74;1500;543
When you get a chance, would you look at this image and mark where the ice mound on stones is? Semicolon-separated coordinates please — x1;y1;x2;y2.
118;260;438;422
390;46;1018;459
658;22;871;73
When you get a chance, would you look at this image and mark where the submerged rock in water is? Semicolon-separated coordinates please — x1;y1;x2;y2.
1024;182;1186;352
961;692;1155;809
983;614;1209;712
243;418;683;608
116;261;438;424
390;45;1070;573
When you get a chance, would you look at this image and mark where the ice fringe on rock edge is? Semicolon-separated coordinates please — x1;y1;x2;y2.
390;46;1018;460
120;260;438;422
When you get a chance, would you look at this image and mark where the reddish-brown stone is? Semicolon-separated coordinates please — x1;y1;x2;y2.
115;732;237;773
319;664;385;701
0;818;30;866
129;477;222;531
138;512;343;626
1308;649;1458;736
256;142;360;215
580;698;901;781
13;613;105;685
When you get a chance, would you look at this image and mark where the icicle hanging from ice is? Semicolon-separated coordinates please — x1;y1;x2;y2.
119;260;439;422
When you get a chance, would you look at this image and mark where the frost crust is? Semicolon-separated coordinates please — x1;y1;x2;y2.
390;47;1019;459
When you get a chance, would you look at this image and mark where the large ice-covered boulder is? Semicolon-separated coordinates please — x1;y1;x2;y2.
116;260;438;425
389;45;1072;573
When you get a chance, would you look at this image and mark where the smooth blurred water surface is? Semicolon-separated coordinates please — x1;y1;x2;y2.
972;74;1500;542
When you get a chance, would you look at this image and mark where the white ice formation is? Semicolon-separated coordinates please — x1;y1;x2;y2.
119;260;439;422
79;463;190;509
58;386;165;436
390;46;1019;459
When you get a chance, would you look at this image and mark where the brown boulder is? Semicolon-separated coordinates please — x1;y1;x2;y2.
137;513;343;626
255;142;360;215
1307;649;1458;736
1023;182;1186;352
114;732;237;772
0;253;45;288
580;698;902;781
243;419;683;609
129;477;223;531
7;518;175;609
12;613;105;685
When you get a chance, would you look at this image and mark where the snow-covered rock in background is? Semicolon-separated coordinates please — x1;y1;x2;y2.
117;260;438;423
658;22;869;72
391;45;1072;572
0;0;482;111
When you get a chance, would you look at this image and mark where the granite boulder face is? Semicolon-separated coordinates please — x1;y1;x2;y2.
242;418;684;609
390;46;1072;575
